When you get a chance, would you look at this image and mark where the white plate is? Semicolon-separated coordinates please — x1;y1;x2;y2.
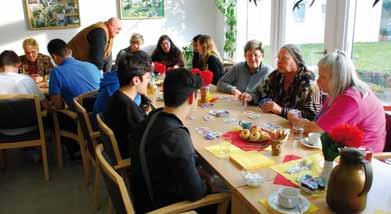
299;138;321;149
267;192;310;214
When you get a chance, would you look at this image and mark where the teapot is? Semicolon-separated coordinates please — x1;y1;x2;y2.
326;148;373;213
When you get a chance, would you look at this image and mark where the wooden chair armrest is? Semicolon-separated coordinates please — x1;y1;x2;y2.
373;152;391;161
148;192;231;214
114;158;131;170
90;131;100;140
52;109;78;119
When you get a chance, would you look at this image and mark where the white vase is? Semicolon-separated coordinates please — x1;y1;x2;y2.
320;160;334;184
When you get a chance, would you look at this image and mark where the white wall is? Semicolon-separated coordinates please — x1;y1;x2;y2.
0;0;224;57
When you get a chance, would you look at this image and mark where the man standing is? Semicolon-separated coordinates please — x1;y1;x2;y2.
68;17;122;72
47;39;101;109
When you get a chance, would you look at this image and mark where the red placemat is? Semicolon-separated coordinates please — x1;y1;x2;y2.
226;131;270;151
273;155;301;187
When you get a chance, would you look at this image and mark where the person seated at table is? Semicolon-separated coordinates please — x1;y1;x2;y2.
197;35;224;85
102;52;152;159
47;39;101;109
192;34;202;69
217;39;272;97
239;44;322;120
151;35;184;71
92;51;150;115
114;33;147;71
288;50;386;152
130;69;221;213
19;38;53;82
0;50;49;110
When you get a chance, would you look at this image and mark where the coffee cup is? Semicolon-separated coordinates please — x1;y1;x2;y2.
238;120;252;129
277;187;300;209
308;132;321;146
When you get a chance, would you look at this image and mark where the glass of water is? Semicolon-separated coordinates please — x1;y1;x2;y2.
289;109;304;141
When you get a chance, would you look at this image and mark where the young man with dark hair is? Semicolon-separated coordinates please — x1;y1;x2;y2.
102;52;152;159
47;39;101;109
130;68;219;213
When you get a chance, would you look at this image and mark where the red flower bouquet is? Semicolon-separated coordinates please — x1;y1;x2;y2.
320;124;364;161
191;68;213;86
154;62;166;74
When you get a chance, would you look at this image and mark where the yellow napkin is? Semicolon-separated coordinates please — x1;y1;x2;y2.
229;150;275;170
259;198;319;213
375;210;391;214
271;153;323;186
205;142;242;159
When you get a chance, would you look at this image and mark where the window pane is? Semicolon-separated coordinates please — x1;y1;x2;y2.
352;0;391;105
246;0;272;65
284;0;327;67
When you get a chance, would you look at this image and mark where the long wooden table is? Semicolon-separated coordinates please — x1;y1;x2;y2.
179;90;391;213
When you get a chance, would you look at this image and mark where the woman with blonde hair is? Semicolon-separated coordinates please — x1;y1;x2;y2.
288;50;386;152
197;35;224;85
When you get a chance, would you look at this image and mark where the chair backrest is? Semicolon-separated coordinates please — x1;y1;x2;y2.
96;113;123;166
73;91;98;159
0;94;44;139
96;144;134;214
385;113;391;152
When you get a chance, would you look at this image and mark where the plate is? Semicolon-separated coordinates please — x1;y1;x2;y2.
299;138;321;149
267;192;310;214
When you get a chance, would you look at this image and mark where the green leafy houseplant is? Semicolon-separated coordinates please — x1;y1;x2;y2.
215;0;237;59
182;43;193;69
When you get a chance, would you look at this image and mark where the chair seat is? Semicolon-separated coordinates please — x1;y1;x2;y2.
0;130;40;143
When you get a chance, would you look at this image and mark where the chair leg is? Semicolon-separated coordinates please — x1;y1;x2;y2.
52;112;63;168
217;198;230;214
0;150;5;169
41;142;50;181
78;125;90;187
93;161;101;211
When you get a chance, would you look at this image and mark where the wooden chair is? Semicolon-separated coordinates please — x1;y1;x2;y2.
52;90;97;186
95;144;230;214
0;94;49;181
73;90;101;209
96;113;131;171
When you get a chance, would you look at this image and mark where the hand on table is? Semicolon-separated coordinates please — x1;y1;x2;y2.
260;101;282;114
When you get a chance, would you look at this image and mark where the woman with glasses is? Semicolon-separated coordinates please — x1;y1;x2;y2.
288;50;386;152
240;44;322;120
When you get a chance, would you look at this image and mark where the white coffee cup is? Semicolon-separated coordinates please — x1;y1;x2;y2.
278;187;300;209
308;132;321;146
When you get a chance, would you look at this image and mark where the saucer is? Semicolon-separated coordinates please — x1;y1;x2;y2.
267;192;310;214
300;138;321;149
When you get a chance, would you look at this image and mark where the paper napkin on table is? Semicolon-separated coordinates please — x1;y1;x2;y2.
205;142;242;159
259;198;319;213
229;151;275;170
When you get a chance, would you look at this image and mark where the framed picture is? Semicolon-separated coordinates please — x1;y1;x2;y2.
119;0;165;19
24;0;81;30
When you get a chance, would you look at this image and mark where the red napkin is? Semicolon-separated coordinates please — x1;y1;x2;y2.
225;131;270;151
154;62;166;74
273;155;301;187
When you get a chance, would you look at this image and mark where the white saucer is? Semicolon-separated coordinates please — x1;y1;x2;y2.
267;192;310;214
300;138;321;149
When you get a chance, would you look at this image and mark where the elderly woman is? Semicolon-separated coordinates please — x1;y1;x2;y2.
217;39;272;96
114;33;147;70
197;35;224;85
19;38;53;82
151;35;184;70
240;44;322;120
288;50;386;152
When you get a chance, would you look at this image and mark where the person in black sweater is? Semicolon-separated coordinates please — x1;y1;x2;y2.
130;69;221;213
151;35;184;71
192;34;202;69
103;51;152;160
197;35;224;85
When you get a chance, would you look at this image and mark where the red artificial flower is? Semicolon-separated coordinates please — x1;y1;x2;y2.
329;124;364;148
191;68;214;86
154;62;166;74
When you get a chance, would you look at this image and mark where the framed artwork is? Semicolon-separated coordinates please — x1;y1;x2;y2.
24;0;81;30
119;0;165;19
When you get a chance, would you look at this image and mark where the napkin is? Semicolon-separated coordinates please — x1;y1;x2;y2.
205;142;242;159
259;198;319;213
273;155;302;187
229;151;274;170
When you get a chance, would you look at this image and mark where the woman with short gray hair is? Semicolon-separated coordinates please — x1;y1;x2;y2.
289;50;386;152
240;44;322;120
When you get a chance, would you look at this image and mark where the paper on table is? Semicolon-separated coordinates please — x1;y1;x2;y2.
271;153;323;186
229;151;275;170
205;142;242;159
259;198;319;213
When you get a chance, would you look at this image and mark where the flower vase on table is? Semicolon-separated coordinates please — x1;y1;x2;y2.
200;86;210;103
192;68;213;104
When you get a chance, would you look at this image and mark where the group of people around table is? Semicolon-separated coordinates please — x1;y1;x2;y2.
0;16;387;213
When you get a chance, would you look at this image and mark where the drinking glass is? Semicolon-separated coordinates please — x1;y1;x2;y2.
289;109;304;141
